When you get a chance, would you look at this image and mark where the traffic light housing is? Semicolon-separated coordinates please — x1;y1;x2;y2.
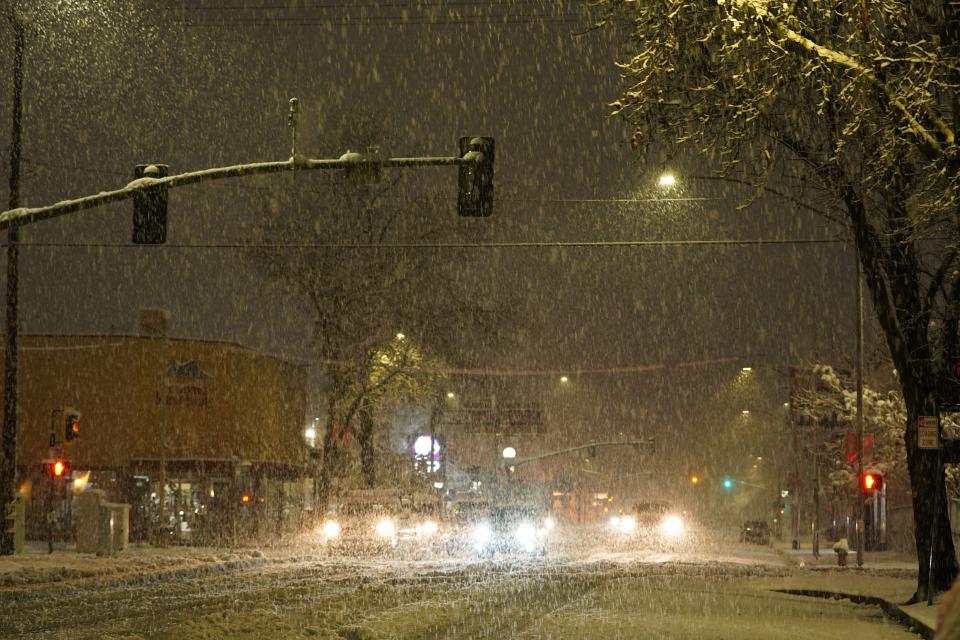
64;411;80;443
133;163;169;244
862;471;884;493
45;458;70;478
457;137;494;217
722;478;734;491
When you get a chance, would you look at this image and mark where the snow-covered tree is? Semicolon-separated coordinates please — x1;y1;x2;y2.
248;111;504;508
791;365;906;504
593;0;960;598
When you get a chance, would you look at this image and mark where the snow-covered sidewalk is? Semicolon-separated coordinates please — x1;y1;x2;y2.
764;537;937;636
0;541;272;588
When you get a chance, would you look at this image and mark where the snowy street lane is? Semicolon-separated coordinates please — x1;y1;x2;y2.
0;544;922;639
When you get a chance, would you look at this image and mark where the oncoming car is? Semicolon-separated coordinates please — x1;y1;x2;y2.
319;490;442;553
608;502;687;546
467;505;553;557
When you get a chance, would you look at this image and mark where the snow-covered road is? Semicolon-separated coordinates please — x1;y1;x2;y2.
0;537;921;639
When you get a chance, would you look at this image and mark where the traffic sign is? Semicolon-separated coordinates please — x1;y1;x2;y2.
918;416;940;450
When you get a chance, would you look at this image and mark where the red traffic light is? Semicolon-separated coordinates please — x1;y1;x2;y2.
862;472;884;492
47;459;69;478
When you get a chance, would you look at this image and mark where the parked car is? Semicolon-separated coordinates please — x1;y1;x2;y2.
740;520;770;545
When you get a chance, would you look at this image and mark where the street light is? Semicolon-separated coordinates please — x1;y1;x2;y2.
560;375;569;383
502;446;517;459
658;172;677;187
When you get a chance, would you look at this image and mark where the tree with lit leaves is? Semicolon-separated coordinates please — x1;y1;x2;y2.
593;0;960;597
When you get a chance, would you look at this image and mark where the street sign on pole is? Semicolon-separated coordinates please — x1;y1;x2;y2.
918;416;940;450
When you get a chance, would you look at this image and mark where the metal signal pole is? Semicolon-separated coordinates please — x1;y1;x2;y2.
1;4;25;557
855;253;865;567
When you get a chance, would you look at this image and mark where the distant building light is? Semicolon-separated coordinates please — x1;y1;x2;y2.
658;173;676;187
741;367;752;373
560;375;569;383
413;435;440;457
741;410;751;416
447;391;455;399
433;481;444;489
396;332;405;340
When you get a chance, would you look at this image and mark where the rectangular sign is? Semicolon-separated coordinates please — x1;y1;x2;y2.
918;416;940;450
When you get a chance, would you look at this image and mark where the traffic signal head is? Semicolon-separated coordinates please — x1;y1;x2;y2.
64;411;80;442
457;137;494;217
47;459;69;478
689;473;700;485
722;478;734;491
862;472;884;493
133;164;169;244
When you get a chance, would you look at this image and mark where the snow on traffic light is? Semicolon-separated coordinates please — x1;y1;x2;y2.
132;164;169;244
457;137;494;217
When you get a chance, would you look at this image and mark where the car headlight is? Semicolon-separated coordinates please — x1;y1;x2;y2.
418;520;439;535
620;515;637;532
376;518;396;538
515;523;537;545
322;520;341;539
608;515;622;529
472;522;492;545
543;517;556;530
660;515;685;538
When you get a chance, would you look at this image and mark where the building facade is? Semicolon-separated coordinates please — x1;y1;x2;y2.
9;334;309;544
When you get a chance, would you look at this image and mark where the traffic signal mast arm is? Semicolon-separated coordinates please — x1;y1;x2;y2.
504;439;654;469
0;152;486;231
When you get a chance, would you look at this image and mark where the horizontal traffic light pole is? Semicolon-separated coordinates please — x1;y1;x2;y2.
0;153;482;231
505;439;655;469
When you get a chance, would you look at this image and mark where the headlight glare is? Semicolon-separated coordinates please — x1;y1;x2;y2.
376;518;396;538
660;515;685;538
322;520;341;539
515;523;537;545
472;522;492;544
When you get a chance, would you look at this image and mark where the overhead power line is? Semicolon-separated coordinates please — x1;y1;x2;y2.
13;238;846;250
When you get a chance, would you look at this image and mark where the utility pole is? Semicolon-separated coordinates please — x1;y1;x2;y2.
1;3;25;556
855;252;866;567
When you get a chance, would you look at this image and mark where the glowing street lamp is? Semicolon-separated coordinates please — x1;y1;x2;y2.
657;172;676;187
502;446;517;459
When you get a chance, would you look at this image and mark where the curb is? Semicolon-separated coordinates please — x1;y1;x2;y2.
772;588;933;639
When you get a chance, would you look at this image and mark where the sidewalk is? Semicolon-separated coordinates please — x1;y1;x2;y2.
0;540;272;589
758;537;938;637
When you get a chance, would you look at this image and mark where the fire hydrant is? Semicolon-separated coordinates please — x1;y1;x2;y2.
833;538;849;567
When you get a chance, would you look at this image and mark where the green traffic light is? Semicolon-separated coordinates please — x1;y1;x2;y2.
722;478;734;490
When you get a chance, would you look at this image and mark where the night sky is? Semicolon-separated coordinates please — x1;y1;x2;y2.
0;1;886;478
